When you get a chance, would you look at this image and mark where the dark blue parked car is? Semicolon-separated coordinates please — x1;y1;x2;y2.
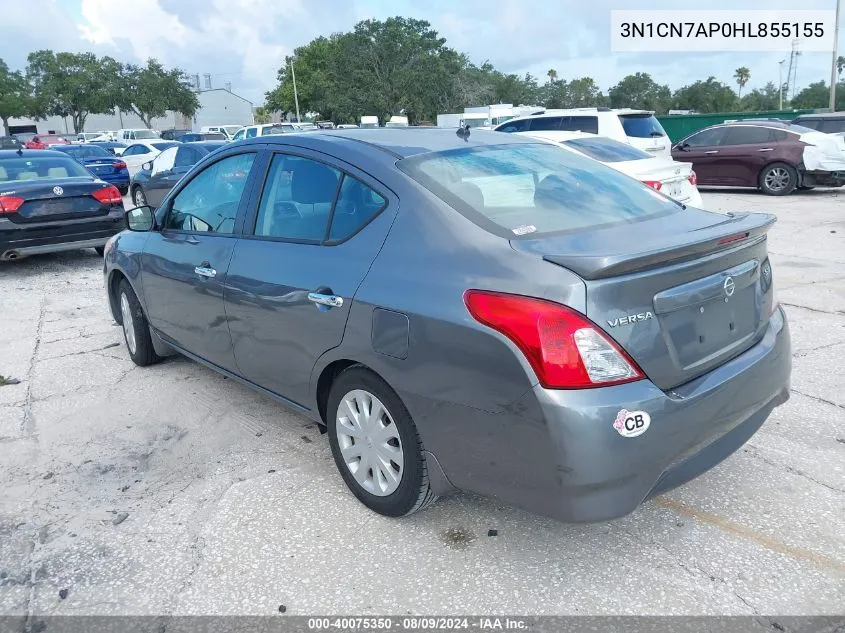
103;129;790;522
53;144;130;194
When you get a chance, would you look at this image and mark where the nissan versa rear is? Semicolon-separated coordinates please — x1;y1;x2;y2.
104;129;791;522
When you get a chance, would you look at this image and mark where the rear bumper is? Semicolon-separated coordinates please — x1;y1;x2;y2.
800;170;845;187
0;214;125;260
421;308;790;523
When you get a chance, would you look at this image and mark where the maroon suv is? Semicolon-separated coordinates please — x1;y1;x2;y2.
672;120;845;195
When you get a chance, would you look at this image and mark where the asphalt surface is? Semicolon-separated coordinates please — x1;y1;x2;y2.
0;188;843;618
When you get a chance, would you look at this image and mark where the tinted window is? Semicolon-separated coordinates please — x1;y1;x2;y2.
563;137;652;162
0;156;93;183
123;145;148;156
495;119;531;133
398;144;679;237
820;119;845;134
245;128;258;138
528;117;564;131
175;146;199;167
329;175;387;241
164;153;256;234
152;142;178;152
620;114;667;138
253;154;340;241
683;128;725;147
793;118;821;130
721;127;775;145
561;116;599;134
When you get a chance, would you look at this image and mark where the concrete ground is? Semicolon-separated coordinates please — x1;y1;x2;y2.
0;188;843;618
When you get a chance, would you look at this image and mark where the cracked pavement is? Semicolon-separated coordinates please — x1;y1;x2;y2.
0;189;843;618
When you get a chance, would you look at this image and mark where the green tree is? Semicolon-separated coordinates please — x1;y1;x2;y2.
608;72;671;113
26;50;124;133
565;77;606;107
791;80;845;110
740;82;781;112
0;59;38;136
547;68;557;84
122;59;199;128
253;106;271;124
672;77;737;113
733;66;751;100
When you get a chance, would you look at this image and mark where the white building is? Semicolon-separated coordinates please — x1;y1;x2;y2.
8;88;254;135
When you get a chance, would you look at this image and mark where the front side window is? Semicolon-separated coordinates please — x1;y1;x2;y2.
398;143;679;237
163;153;256;234
820;119;845;134
682;128;725;147
253;154;340;241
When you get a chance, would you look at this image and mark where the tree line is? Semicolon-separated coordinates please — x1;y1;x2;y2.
264;17;845;124
0;51;199;136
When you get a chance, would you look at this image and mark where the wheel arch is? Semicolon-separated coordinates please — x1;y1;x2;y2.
107;269;128;324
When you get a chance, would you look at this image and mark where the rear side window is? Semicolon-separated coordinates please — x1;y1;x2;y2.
561;116;599;134
253;154;340;241
164;153;256;234
620;114;666;138
793;118;820;130
820;119;845;134
563;137;652;162
528;117;564;131
328;175;386;241
721;127;776;145
495;119;531;133
398;144;679;237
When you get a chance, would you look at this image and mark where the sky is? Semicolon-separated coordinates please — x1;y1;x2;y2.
0;0;842;106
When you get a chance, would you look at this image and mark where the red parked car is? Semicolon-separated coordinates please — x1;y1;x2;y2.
24;134;71;150
671;120;845;195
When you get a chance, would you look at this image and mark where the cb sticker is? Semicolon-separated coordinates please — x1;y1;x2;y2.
613;409;651;438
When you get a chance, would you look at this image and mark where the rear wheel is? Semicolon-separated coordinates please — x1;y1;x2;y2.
117;279;160;367
132;186;147;207
327;366;435;517
759;163;797;196
118;185;129;196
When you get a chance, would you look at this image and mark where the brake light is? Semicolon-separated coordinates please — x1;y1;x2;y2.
0;195;25;214
717;232;749;246
688;171;697;186
464;290;645;389
642;180;662;191
112;161;127;169
92;185;122;205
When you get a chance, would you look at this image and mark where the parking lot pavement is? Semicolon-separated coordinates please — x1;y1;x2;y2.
0;189;843;619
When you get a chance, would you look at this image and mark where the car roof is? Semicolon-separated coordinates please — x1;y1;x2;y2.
518;130;594;142
0;149;67;158
192;141;228;150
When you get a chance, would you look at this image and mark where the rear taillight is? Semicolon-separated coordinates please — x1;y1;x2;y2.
92;185;122;205
112;161;127;169
761;258;778;315
464;290;645;389
0;195;25;214
688;171;697;186
642;180;662;191
717;232;749;246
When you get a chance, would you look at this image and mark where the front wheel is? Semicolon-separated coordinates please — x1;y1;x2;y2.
117;279;160;367
759;163;797;196
132;186;147;207
327;366;436;517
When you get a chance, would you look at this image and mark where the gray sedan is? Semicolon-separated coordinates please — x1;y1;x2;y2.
102;129;791;522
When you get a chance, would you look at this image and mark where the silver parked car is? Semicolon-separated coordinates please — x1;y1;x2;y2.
103;129;791;522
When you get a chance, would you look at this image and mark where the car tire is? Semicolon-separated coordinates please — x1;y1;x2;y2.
798;185;815;191
132;186;147;207
327;366;436;517
759;163;797;196
117;279;160;367
94;246;105;256
118;186;129;196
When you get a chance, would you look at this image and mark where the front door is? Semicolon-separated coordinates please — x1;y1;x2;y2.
672;127;726;185
140;150;260;371
224;150;395;407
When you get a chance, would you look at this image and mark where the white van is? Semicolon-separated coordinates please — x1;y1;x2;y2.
360;116;379;129
201;125;243;140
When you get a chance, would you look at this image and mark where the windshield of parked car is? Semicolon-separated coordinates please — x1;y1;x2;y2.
398;143;679;237
132;130;159;139
562;137;653;162
152;142;179;152
619;114;667;138
0;156;94;183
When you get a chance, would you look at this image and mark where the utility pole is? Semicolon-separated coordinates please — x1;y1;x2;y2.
290;59;301;123
831;0;841;110
778;59;786;109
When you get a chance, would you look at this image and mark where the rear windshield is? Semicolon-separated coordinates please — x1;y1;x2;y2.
620;114;667;138
261;125;291;135
152;142;178;151
398;143;679;237
0;156;93;183
562;137;652;162
55;145;111;158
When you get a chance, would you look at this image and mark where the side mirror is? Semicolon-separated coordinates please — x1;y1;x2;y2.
142;162;152;171
126;205;155;232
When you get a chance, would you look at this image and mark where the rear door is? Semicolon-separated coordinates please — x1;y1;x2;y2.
672;127;726;184
140;149;261;371
711;126;780;186
224;148;396;407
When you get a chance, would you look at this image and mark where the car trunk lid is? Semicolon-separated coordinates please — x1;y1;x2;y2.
511;209;776;390
4;180;115;224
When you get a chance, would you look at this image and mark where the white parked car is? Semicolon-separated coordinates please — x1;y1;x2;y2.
118;128;161;142
119;140;181;178
201;125;243;140
76;132;103;143
230;123;313;141
496;108;672;158
522;130;704;208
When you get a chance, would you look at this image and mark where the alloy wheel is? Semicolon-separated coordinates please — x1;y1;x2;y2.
765;167;790;192
120;293;136;354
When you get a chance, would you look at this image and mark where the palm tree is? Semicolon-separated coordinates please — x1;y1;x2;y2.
837;56;845;81
734;67;751;100
547;68;558;84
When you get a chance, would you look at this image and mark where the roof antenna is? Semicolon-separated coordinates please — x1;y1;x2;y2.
456;122;470;140
16;148;23;156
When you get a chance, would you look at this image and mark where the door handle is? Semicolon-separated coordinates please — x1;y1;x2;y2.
307;292;343;308
757;148;774;152
194;264;217;278
704;150;719;154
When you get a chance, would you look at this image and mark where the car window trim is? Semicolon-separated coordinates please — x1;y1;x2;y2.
156;148;264;238
242;146;392;247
